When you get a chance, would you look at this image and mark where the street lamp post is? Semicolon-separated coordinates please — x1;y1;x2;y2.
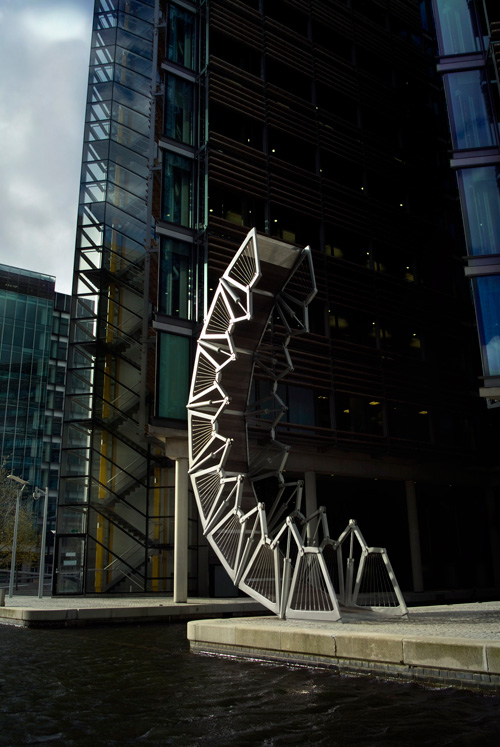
7;475;29;599
33;487;49;599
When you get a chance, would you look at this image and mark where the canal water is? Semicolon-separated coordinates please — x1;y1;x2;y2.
1;623;499;746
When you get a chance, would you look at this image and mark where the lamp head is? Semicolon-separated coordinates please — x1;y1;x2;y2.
7;475;29;486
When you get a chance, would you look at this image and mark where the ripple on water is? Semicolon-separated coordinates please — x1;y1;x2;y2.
0;624;500;746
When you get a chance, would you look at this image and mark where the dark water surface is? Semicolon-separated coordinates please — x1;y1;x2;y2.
1;623;499;746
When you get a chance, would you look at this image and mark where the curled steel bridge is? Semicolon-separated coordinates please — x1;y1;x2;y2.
187;230;406;621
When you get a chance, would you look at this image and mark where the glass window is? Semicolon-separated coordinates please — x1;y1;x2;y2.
374;246;415;282
444;70;497;150
159;237;194;319
157;333;190;420
209;188;265;230
457;167;500;256
162;152;193;226
168;5;195;70
325;227;370;267
165;75;194;144
380;322;421;357
329;308;377;347
287;386;315;427
336;395;384;436
388;403;430;442
472;275;500;376
433;0;487;56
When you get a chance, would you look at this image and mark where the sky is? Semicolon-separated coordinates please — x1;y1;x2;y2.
0;0;95;295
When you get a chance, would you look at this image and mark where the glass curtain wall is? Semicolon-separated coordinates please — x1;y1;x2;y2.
0;268;54;488
55;0;173;594
432;0;500;398
155;0;200;424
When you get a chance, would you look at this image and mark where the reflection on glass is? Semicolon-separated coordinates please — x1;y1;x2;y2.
473;275;500;376
433;0;485;56
168;5;195;70
458;167;500;256
160;237;193;319
162;152;193;226
444;70;497;150
165;75;194;144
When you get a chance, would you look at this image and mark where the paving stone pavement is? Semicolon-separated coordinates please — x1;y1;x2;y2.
1;594;499;640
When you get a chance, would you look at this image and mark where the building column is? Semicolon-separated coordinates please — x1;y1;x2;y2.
304;471;318;545
405;480;424;593
165;438;189;603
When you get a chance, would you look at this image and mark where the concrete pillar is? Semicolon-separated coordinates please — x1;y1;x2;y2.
405;480;424;593
173;457;189;602
165;438;189;603
304;471;318;545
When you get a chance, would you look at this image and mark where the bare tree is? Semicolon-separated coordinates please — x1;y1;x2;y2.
0;462;38;569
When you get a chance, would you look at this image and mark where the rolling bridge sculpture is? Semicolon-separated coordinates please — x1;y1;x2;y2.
187;229;407;621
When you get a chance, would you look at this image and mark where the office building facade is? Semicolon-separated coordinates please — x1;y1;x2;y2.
430;0;500;404
0;264;70;537
55;0;500;598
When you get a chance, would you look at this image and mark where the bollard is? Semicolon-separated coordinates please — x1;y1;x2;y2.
0;589;5;607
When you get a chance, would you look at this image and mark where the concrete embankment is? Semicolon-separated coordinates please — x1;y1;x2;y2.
187;602;500;694
0;595;265;628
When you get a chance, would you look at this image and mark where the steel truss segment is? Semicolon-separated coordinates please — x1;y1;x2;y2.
238;538;281;615
222;227;261;291
207;507;247;580
220;277;252;322
285;549;341;622
188;410;230;469
282;246;317;305
188;353;227;405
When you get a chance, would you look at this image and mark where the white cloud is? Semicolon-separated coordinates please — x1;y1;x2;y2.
0;0;94;295
21;6;90;44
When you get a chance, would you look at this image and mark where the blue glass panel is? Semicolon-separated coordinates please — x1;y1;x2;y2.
110;119;150;154
115;45;153;76
106;182;146;220
162;152;193;227
433;0;484;55
120;0;155;23
159;237;193;319
103;203;146;245
472;275;500;376
108;162;147;199
116;27;152;59
113;63;152;94
457;167;500;256
111;82;150;116
444;70;497;150
157;333;190;419
109;140;149;178
165;75;194;144
118;11;153;40
111;101;149;136
168;5;196;70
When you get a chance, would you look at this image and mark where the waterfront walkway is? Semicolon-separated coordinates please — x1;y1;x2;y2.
1;594;499;693
0;593;265;627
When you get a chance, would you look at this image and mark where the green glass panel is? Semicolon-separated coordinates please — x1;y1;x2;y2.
157;333;190;420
